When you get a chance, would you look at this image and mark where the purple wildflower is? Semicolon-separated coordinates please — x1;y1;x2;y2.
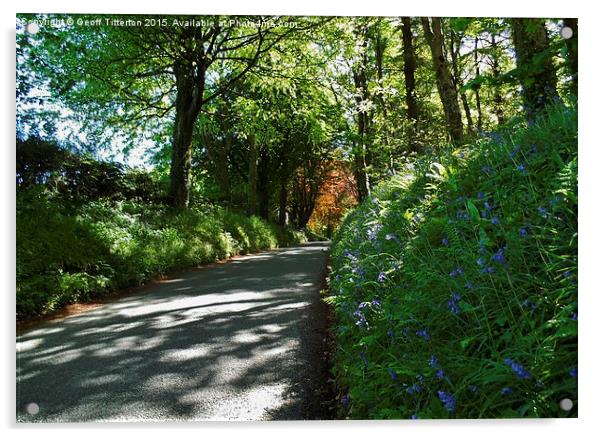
442;238;450;246
377;272;387;282
477;192;485;199
416;329;431;341
388;368;398;381
500;387;513;396
429;355;438;368
449;267;464;277
538;206;549;218
571;312;578;321
436;369;446;379
519;227;528;237
516;164;527;174
437;391;456;412
340;395;350;408
569;367;578;379
504;358;532;380
491;216;501;225
492;248;507;266
410;414;419;419
371;299;381;306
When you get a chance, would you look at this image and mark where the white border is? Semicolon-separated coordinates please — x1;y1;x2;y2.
3;2;600;437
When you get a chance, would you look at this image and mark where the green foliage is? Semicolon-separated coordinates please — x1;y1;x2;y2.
328;105;577;419
16;192;306;319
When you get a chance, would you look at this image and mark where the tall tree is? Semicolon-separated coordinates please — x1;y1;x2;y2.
563;18;578;94
421;17;464;143
510;18;559;119
401;17;420;152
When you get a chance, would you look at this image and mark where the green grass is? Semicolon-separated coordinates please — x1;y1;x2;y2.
327;105;577;419
16;195;306;320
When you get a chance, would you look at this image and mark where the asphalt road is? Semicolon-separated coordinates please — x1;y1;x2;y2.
16;241;331;422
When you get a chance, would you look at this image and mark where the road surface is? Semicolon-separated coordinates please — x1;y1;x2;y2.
17;242;331;422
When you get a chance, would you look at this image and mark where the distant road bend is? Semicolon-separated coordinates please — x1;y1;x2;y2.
17;241;331;422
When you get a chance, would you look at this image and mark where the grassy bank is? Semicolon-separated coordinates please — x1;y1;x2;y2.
327;105;577;418
16;194;306;320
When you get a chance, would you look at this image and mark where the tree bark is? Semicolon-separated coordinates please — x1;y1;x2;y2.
401;17;420;152
510;18;559;119
352;27;372;202
489;34;506;125
247;133;259;216
474;36;483;131
449;28;473;132
421;17;464;144
169;59;204;208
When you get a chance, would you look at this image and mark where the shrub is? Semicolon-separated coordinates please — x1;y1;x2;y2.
16;194;306;320
327;105;577;419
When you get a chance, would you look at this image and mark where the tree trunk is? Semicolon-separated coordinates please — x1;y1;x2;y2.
278;157;289;226
421;17;464;144
169;56;205;209
257;152;270;220
401;17;420;152
563;18;578;94
474;36;483;131
490;34;506;125
247;133;259;216
170;61;202;208
510;18;559;119
352;27;372;202
449;28;473;132
205;133;231;203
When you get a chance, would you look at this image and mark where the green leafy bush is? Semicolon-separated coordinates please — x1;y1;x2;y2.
328;105;577;419
16;193;306;319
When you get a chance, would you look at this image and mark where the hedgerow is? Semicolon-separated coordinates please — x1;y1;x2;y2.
328;105;577;419
16;195;306;320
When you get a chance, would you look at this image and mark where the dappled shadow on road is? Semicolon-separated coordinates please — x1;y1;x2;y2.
16;242;330;422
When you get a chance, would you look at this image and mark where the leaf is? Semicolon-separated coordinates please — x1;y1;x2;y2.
466;200;480;222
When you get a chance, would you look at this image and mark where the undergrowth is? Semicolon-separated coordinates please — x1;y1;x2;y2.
16;197;306;320
328;105;577;419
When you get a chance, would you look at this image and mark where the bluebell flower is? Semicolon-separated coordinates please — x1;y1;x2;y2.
504;358;532;380
492;248;507;266
377;272;387;282
449;267;464;277
571;312;578;321
429;355;438;367
516;164;527;174
416;329;431;341
385;233;397;241
410;414;419;419
538;206;549;218
563;271;573;278
371;299;381;306
388;368;398;381
481;210;488;219
447;293;461;314
340;395;350;408
456;210;469;221
519;227;528;237
436;369;446;379
442;238;450;246
480;266;496;274
406;383;422;395
569;367;578;379
500;387;513;396
477;257;486;267
484;201;493;211
416;374;425;383
509;145;521;158
358;302;369;310
477;192;485;199
465;281;474;289
437;391;456;412
522;299;537;311
491;216;501;225
387;329;394;338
